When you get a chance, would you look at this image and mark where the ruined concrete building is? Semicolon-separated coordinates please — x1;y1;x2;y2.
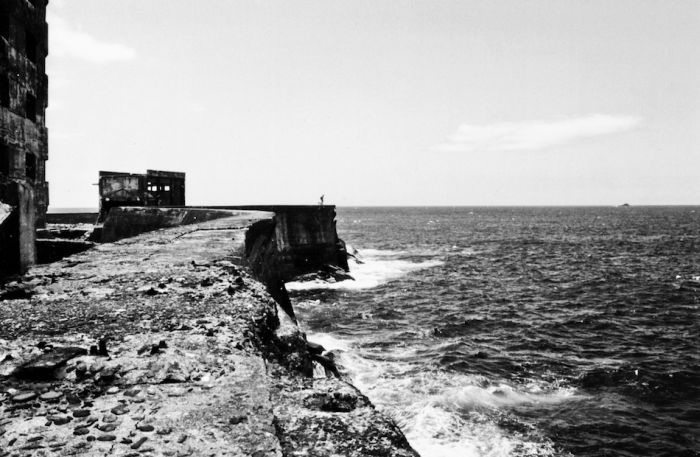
98;170;185;221
0;0;49;276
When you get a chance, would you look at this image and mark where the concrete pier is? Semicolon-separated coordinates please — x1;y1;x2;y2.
0;211;417;456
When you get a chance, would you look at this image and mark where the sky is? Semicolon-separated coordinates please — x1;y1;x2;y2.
46;0;700;207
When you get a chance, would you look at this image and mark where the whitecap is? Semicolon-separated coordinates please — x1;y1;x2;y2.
286;250;444;291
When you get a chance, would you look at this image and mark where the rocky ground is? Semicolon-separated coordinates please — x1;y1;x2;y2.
0;211;418;457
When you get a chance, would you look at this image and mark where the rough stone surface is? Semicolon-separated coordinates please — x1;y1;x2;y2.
0;211;418;456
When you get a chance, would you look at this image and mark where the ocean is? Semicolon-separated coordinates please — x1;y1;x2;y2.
286;207;700;457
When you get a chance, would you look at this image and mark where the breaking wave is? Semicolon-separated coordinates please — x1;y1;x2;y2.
305;332;574;457
285;249;444;291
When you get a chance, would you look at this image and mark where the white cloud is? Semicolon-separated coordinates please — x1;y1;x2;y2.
48;14;136;64
434;114;641;152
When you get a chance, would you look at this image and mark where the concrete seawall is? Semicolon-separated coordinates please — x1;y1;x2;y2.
0;210;418;456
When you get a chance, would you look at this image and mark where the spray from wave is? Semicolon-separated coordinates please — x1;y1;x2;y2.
305;332;575;457
291;247;579;456
286;248;444;291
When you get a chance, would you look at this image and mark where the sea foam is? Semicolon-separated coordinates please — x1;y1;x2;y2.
286;249;444;291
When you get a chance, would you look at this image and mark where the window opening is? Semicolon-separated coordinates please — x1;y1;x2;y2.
0;14;9;41
25;93;36;121
0;143;10;176
25;29;37;63
0;75;9;108
25;153;36;180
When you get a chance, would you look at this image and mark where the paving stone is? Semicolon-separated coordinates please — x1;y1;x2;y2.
39;391;63;402
11;392;37;403
102;414;118;423
73;427;89;436
130;437;148;449
97;423;117;432
111;405;129;415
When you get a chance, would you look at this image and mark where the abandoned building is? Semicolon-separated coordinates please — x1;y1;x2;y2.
98;170;185;221
0;0;49;277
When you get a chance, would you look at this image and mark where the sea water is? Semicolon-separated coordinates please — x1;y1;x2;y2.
287;207;700;457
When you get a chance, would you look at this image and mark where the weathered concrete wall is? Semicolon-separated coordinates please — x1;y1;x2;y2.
99;207;236;243
193;205;349;280
0;0;50;227
0;212;418;457
46;212;98;225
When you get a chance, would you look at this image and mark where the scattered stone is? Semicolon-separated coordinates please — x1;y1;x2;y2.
74;363;88;379
102;414;118;423
150;345;161;355
111;405;129;415
89;345;98;355
73;427;89;435
97;423;117;432
106;387;119;395
156;426;172;435
228;414;247;425
124;388;141;397
176;435;188;444
98;338;109;356
97;434;116;441
226;285;239;294
131;437;148;449
121;438;133;444
48;415;72;425
86;435;96;442
158;340;168;349
73;409;90;418
27;436;43;442
98;366;118;383
12;391;37;402
85;416;99;425
136;424;154;432
39;391;63;402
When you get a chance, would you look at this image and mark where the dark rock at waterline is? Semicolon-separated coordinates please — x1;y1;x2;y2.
312;353;341;379
304;391;362;412
306;341;325;355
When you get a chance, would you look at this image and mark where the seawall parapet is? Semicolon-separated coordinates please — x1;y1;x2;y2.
0;210;418;456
